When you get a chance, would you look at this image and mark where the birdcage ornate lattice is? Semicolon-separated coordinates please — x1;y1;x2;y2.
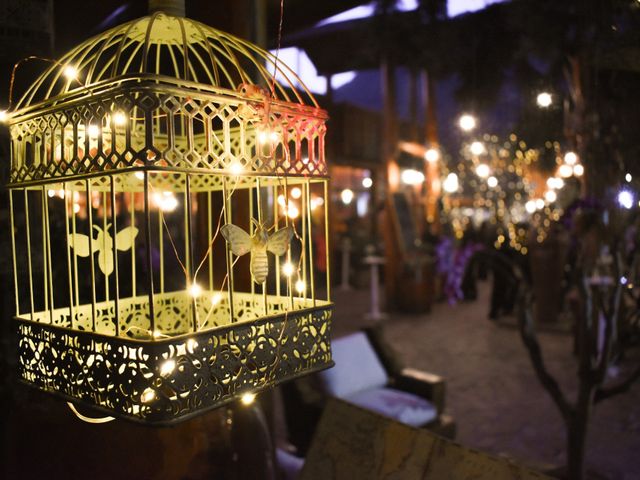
6;12;332;424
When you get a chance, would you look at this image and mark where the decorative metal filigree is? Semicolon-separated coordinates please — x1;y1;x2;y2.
16;299;333;425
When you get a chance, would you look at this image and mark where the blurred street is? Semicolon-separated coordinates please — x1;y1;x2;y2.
328;281;640;479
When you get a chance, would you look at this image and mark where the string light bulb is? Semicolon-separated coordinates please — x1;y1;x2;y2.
282;262;295;277
340;188;354;205
424;148;440;163
475;163;490;178
141;388;156;404
564;151;578;165
211;292;222;305
160;359;176;376
0;110;8;123
189;283;202;298
241;392;256;405
290;187;302;199
295;279;306;294
63;65;78;81
536;92;552;108
470;141;485;156
487;176;498;188
572;164;584;177
459;114;476;132
112;111;127;126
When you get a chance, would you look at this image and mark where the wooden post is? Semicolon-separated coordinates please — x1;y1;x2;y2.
380;57;400;310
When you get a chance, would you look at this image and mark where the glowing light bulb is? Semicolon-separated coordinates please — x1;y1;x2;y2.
340;189;354;205
295;279;305;293
558;164;573;178
525;200;537;214
277;194;286;206
241;392;256;405
487;176;498;188
401;169;425;185
286;204;299;219
535;199;545;210
625;173;632;183
573;164;584;177
459;114;476;132
544;190;557;203
63;65;78;81
160;359;176;376
564;152;578;165
189;283;202;298
135;171;145;180
618;190;634;209
424;148;440;163
536;92;552;108
282;262;294;277
443;173;459;193
47;190;55;198
475;163;490;178
87;124;100;138
73;203;81;214
257;130;269;144
310;197;320;210
229;162;243;175
141;388;156;403
112;111;127;126
0;110;8;123
211;292;223;305
362;177;373;188
291;187;302;199
470;141;485;156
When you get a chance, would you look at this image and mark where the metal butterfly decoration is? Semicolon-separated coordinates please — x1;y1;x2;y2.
221;219;294;284
69;225;139;276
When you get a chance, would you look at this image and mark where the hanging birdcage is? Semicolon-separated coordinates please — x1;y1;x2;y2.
6;8;332;424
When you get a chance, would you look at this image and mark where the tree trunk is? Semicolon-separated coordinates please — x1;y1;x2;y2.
566;388;594;480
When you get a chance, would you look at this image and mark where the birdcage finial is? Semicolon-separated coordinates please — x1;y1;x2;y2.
149;0;185;16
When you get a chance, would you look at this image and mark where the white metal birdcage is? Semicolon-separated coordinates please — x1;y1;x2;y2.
6;10;332;424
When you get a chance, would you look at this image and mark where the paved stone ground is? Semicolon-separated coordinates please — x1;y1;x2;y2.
328;281;640;480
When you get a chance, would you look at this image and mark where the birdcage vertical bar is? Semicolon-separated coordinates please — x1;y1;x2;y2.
103;190;109;302
71;192;80;307
40;187;50;321
86;179;97;331
130;190;136;297
256;177;268;315
24;190;35;322
44;188;55;323
159;207;165;294
305;180;316;306
207;190;213;291
249;180;255;298
222;176;235;323
63;184;75;328
284;177;293;308
9;190;20;316
143;172;156;335
110;176;120;335
185;174;197;332
324;179;331;302
301;182;307;301
273;183;281;298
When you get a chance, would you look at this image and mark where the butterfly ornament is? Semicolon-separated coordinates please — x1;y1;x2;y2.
221;220;294;284
69;225;139;276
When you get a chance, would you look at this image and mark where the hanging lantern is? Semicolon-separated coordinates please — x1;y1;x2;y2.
6;6;332;424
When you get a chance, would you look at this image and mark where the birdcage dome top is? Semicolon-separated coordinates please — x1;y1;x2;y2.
15;11;318;111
